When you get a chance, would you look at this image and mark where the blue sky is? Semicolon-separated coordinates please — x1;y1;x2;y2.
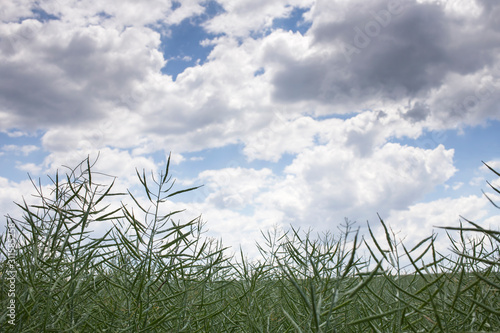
1;0;499;256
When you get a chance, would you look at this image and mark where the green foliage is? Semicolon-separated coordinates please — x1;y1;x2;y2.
0;156;499;332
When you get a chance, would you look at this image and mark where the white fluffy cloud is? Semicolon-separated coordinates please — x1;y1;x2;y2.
1;0;499;258
195;166;274;210
1;144;39;156
0;0;33;22
35;0;204;28
0;177;39;222
181;137;456;237
179;158;497;258
39;147;159;188
271;142;455;227
203;0;314;37
3;0;499;156
384;194;497;254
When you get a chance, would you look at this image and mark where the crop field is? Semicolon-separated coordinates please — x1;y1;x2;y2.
1;157;499;332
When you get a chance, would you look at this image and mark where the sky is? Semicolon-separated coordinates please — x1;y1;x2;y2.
1;0;500;258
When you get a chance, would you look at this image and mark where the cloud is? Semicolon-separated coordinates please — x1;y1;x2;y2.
1;144;39;156
3;0;497;160
0;19;165;130
266;141;456;228
402;101;430;123
242;108;424;162
385;194;497;253
0;0;33;22
243;115;327;161
272;0;451;101
381;159;500;254
482;159;500;171
39;147;159;186
425;70;500;129
195;166;274;210
2;0;499;153
0;177;50;223
268;0;500;127
1;0;499;260
203;0;314;37
0;0;212;134
173;199;285;258
16;162;43;175
183;134;456;238
35;0;204;28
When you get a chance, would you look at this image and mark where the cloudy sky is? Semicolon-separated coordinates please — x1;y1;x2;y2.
1;0;499;256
